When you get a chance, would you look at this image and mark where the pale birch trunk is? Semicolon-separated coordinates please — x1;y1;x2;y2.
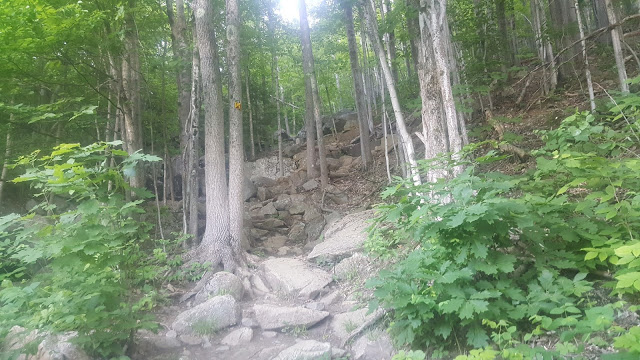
604;0;629;93
364;0;420;185
574;0;596;111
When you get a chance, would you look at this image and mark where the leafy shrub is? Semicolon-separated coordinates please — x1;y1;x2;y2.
367;88;640;357
0;142;162;358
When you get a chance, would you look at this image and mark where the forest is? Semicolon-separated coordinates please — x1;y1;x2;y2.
1;0;640;358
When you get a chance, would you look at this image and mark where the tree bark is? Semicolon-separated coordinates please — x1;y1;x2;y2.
416;0;448;183
359;6;375;132
604;0;629;93
122;0;144;189
381;0;399;85
299;0;329;188
406;0;421;76
193;0;236;271
0;126;11;206
343;1;373;170
185;30;201;241
574;0;596;111
227;0;245;256
422;0;465;175
363;0;420;185
530;0;558;94
245;69;256;160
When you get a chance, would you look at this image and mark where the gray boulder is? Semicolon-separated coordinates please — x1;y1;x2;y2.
261;258;332;299
253;304;329;330
194;272;244;304
351;331;394;360
172;295;239;335
307;210;376;261
244;175;257;201
2;326;90;360
221;327;253;346
330;308;369;342
273;340;332;360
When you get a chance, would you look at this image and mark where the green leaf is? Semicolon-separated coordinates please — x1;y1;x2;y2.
466;325;489;348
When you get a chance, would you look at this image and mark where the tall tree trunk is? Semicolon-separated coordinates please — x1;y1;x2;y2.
495;0;512;67
193;0;236;271
422;0;465;175
122;0;144;189
185;30;201;242
280;86;291;134
575;0;596;111
359;7;375;132
417;0;449;183
531;0;557;94
604;0;629;93
246;70;256;160
406;0;421;76
594;0;611;43
343;1;373;170
269;11;284;177
334;73;343;110
166;0;194;225
0;126;11;206
382;0;399;85
363;0;420;185
304;74;318;178
227;0;245;255
299;0;329;188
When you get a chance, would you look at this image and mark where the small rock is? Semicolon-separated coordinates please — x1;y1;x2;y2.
172;295;239;335
166;330;177;338
263;236;288;251
262;331;278;338
251;274;271;293
272;340;331;360
221;327;253;346
193;271;244;304
333;253;369;281
216;345;230;352
253;304;330;330
302;179;319;191
261;258;333;299
351;330;394;360
319;291;344;307
254;218;286;230
330;308;368;342
288;223;307;242
289;202;308;215
202;338;212;348
273;194;292;210
242;318;259;328
179;334;203;346
259;202;278;216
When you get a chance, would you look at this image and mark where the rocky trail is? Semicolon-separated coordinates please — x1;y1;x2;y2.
131;112;399;360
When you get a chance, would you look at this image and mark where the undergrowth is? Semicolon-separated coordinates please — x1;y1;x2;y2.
0;141;170;358
368;85;640;359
